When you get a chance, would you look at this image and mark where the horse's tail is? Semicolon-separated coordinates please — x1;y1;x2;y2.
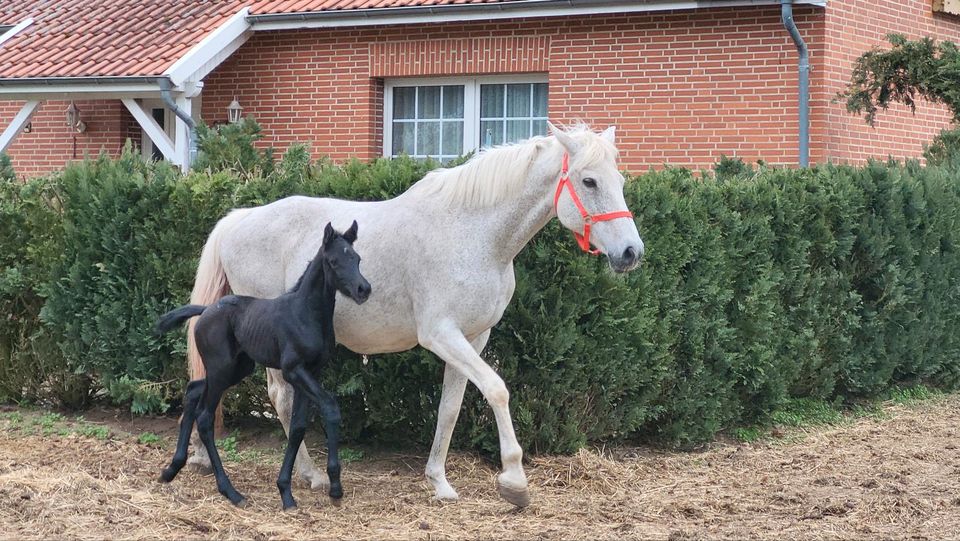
155;304;207;335
186;208;253;435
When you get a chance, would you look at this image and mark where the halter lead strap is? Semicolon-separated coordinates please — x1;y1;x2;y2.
553;152;634;255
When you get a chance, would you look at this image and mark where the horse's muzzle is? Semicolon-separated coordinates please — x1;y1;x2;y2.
610;242;644;273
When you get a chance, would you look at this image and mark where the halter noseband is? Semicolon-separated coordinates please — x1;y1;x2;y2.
553;153;634;255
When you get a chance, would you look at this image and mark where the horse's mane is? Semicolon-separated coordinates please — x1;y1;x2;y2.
410;124;617;208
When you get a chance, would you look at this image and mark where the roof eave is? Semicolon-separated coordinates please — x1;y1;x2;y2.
249;0;827;30
0;76;172;99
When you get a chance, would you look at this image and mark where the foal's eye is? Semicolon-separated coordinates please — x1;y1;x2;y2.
582;177;597;188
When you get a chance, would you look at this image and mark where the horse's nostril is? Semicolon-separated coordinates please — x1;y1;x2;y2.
623;246;637;264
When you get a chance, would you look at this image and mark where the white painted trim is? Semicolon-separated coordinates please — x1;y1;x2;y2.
0;83;164;99
0;18;33;49
383;74;548;159
122;98;178;166
165;7;252;86
0;100;40;154
251;0;826;31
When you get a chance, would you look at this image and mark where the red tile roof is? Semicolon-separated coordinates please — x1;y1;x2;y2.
0;0;517;79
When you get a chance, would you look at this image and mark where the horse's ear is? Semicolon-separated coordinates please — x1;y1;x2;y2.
323;222;335;247
343;220;358;244
601;125;616;144
549;121;581;155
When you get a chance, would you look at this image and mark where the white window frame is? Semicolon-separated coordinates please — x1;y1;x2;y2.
383;74;548;159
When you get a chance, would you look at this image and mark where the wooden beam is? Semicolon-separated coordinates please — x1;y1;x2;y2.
0;100;40;154
121;98;178;166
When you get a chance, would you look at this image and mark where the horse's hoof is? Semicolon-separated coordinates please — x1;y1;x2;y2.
234;498;248;509
186;461;213;476
496;479;531;508
329;497;342;507
158;470;174;483
282;503;298;512
298;469;330;492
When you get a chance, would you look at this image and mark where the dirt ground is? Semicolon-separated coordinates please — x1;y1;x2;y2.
1;396;959;541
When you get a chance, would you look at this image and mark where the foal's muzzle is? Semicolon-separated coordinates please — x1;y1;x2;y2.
352;280;372;304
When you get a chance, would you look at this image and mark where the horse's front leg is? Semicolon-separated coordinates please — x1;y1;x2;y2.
276;387;309;510
266;367;330;491
420;323;529;507
425;330;489;501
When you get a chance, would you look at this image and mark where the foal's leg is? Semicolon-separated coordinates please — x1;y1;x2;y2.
283;364;344;501
196;373;247;506
420;322;529;507
267;367;329;491
160;379;206;483
276;388;309;510
425;330;489;501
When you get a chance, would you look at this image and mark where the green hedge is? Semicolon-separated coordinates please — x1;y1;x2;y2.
2;138;960;453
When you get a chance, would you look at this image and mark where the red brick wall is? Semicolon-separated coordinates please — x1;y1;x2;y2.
0;99;128;178
815;0;960;164
202;6;822;171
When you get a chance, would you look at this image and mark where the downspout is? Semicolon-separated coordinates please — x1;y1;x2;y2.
158;78;197;169
781;0;809;167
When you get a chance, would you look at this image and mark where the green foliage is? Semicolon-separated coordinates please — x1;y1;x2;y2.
841;34;960;126
4;121;960;453
137;432;162;445
924;127;960;166
192;117;275;176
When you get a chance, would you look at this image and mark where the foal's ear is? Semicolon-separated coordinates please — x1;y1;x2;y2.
323;222;335;247
343;220;359;244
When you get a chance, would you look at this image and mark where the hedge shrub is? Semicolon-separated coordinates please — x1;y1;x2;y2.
2;130;960;453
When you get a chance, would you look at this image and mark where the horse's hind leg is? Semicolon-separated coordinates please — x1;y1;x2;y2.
276;388;309;510
267;367;329;491
159;379;206;483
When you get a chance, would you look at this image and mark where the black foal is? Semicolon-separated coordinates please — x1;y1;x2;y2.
155;221;370;509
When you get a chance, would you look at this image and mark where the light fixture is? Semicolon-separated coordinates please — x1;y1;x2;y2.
65;102;86;133
227;97;242;124
22;121;31;133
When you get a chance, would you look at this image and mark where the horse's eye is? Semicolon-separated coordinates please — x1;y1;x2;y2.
582;177;597;188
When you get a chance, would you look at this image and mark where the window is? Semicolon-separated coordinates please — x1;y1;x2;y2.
384;76;548;162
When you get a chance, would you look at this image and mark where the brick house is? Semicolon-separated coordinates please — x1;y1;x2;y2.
1;0;959;178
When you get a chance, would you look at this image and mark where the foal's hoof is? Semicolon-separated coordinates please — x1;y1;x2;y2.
282;503;298;513
233;498;249;509
158;469;175;483
496;479;531;508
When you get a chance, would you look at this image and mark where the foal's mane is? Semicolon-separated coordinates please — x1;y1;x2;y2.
411;124;617;208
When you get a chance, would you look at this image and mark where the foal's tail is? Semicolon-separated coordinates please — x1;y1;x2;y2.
155;304;207;335
187;208;253;435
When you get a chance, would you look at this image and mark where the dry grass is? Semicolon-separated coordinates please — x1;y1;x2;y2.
2;396;960;540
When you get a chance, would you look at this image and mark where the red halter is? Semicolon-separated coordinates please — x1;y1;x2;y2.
553;153;634;255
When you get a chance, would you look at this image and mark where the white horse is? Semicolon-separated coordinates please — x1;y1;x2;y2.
183;123;643;507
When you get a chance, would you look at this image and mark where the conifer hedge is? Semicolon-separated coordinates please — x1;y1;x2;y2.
2;135;959;453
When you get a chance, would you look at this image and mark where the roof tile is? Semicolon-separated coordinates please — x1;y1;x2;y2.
0;0;516;78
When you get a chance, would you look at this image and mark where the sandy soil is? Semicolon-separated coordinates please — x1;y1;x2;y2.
1;396;959;540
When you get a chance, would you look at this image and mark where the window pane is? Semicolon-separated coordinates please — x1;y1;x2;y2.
442;85;464;118
480;84;504;118
481;120;504;147
532;119;548;137
506;84;530;117
392;122;415;155
418;121;440;156
532;83;548;117
441;120;463;156
419;86;441;119
393;87;416;119
505;119;530;144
